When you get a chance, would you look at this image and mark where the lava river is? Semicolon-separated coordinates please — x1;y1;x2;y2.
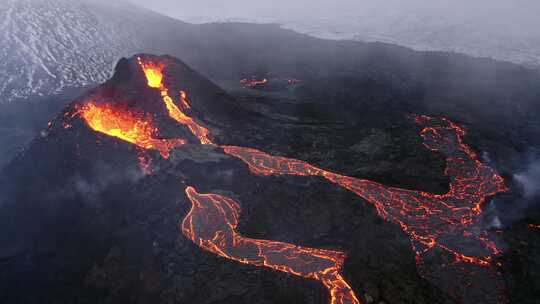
75;57;509;304
138;58;213;145
135;58;359;303
222;115;508;268
183;186;360;304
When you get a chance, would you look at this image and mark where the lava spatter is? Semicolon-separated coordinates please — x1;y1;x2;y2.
137;58;213;145
182;186;361;304
77;101;186;158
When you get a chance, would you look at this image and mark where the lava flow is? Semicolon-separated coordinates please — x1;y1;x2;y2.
223;115;508;269
76;57;509;303
77;102;185;158
240;77;268;88
182;186;360;304
137;58;508;294
137;58;213;144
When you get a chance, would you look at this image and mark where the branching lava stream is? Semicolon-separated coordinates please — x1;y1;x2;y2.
223;116;508;268
182;186;360;304
73;57;509;304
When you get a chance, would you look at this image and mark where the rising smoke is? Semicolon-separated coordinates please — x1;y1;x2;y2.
514;154;540;199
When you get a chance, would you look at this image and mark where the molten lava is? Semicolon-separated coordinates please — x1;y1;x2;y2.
240;77;268;88
76;57;510;303
182;186;360;304
223;115;508;270
136;58;507;296
138;58;213;145
77;102;185;158
529;224;540;230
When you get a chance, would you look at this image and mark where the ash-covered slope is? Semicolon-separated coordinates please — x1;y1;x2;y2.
0;54;538;304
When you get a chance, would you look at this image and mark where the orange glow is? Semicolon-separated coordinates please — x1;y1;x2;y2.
78;102;185;158
162;93;213;145
223;115;508;271
529;224;540;230
75;56;509;302
140;60;164;88
138;58;213;145
182;186;360;304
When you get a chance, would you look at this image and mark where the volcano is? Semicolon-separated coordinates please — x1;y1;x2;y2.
0;54;537;304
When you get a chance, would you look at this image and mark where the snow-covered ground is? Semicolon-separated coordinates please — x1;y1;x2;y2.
0;0;147;103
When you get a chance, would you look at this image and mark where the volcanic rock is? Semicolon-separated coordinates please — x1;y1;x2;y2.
0;54;538;304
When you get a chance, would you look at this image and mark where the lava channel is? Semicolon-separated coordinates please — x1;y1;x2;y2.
136;58;508;293
223;115;508;269
77;101;186;158
182;186;360;304
138;58;213;145
76;57;509;303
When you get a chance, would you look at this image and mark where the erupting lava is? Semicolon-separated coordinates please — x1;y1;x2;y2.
137;58;213;144
223;115;508;269
182;186;360;304
77;102;185;158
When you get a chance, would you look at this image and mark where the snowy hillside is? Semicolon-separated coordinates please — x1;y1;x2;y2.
0;0;150;103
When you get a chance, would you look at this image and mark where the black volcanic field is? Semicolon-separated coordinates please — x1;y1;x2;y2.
1;24;540;304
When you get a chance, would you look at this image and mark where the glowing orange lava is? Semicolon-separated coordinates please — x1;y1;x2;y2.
182;186;360;304
138;58;213;144
223;115;508;269
529;224;540;230
77;102;185;158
